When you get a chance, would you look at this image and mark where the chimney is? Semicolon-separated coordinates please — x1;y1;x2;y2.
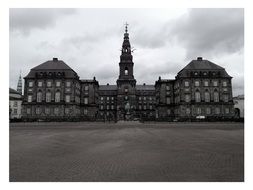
53;58;58;61
143;83;146;86
107;83;109;86
197;57;203;61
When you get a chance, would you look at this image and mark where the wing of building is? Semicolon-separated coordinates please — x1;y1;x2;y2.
21;25;234;122
9;88;23;120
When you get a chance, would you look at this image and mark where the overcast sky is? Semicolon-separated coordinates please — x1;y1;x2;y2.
9;8;244;96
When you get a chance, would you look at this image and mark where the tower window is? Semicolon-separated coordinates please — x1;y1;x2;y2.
124;67;128;75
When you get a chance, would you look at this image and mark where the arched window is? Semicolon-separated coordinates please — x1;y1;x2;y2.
195;91;201;102
214;90;219;102
37;91;42;102
55;91;61;102
204;91;210;102
124;67;128;75
46;91;51;102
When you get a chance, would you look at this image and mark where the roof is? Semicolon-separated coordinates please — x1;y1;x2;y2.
99;85;117;91
24;58;79;79
183;59;225;70
9;88;21;95
136;85;155;91
233;95;244;100
177;57;231;78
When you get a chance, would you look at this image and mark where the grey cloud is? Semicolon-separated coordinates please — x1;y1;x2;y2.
170;9;244;59
10;8;76;35
133;26;168;49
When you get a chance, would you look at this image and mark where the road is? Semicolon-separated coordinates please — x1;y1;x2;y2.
9;122;244;182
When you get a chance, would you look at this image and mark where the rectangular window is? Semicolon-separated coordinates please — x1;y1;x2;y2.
45;107;50;114
100;105;104;110
196;107;201;115
195;81;200;87
55;92;61;102
214;92;219;102
28;81;33;87
28;95;32;102
215;107;220;114
225;108;230;114
166;97;171;104
143;97;146;101
149;105;152;110
204;81;209;87
56;81;61;87
186;108;191;115
107;105;109;110
66;81;71;87
185;94;190;102
167;109;171;115
27;108;31;114
139;97;142;101
223;81;227;87
166;85;170;90
84;97;88;104
47;81;52;87
84;85;89;91
13;101;18;107
38;81;43;87
195;92;201;102
107;97;110;101
84;109;88;115
213;81;218;86
13;109;17;114
54;108;59;115
65;95;70;103
144;105;146;110
111;105;114;109
184;81;189;87
65;108;69;115
223;94;229;102
111;97;114;100
206;107;211;115
139;105;142;110
36;107;41;115
46;92;51;102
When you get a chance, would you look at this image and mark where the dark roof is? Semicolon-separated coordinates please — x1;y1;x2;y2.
182;59;224;70
177;58;231;78
31;59;73;70
99;85;117;91
9;88;20;95
136;85;155;91
24;58;79;79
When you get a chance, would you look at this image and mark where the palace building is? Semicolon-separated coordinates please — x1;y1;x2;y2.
22;25;234;121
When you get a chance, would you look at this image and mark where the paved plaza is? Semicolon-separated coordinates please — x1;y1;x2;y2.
9;122;244;182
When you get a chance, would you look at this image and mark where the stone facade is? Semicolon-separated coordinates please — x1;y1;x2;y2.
9;88;23;119
22;25;234;121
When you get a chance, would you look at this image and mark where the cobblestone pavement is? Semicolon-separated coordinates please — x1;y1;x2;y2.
9;122;244;182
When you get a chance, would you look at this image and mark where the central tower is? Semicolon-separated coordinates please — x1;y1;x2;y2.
116;23;136;120
117;23;136;83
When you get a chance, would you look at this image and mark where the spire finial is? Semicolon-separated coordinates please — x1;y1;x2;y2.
125;22;129;33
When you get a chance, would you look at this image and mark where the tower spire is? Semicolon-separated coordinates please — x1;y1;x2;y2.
17;70;22;95
125;22;129;33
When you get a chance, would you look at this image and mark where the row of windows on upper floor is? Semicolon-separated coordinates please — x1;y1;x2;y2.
99;105;154;110
26;107;81;115
99;96;156;101
170;106;231;115
171;91;230;104
27;81;89;90
171;80;229;89
27;92;89;104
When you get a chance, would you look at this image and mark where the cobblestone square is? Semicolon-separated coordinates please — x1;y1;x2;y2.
9;122;244;182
